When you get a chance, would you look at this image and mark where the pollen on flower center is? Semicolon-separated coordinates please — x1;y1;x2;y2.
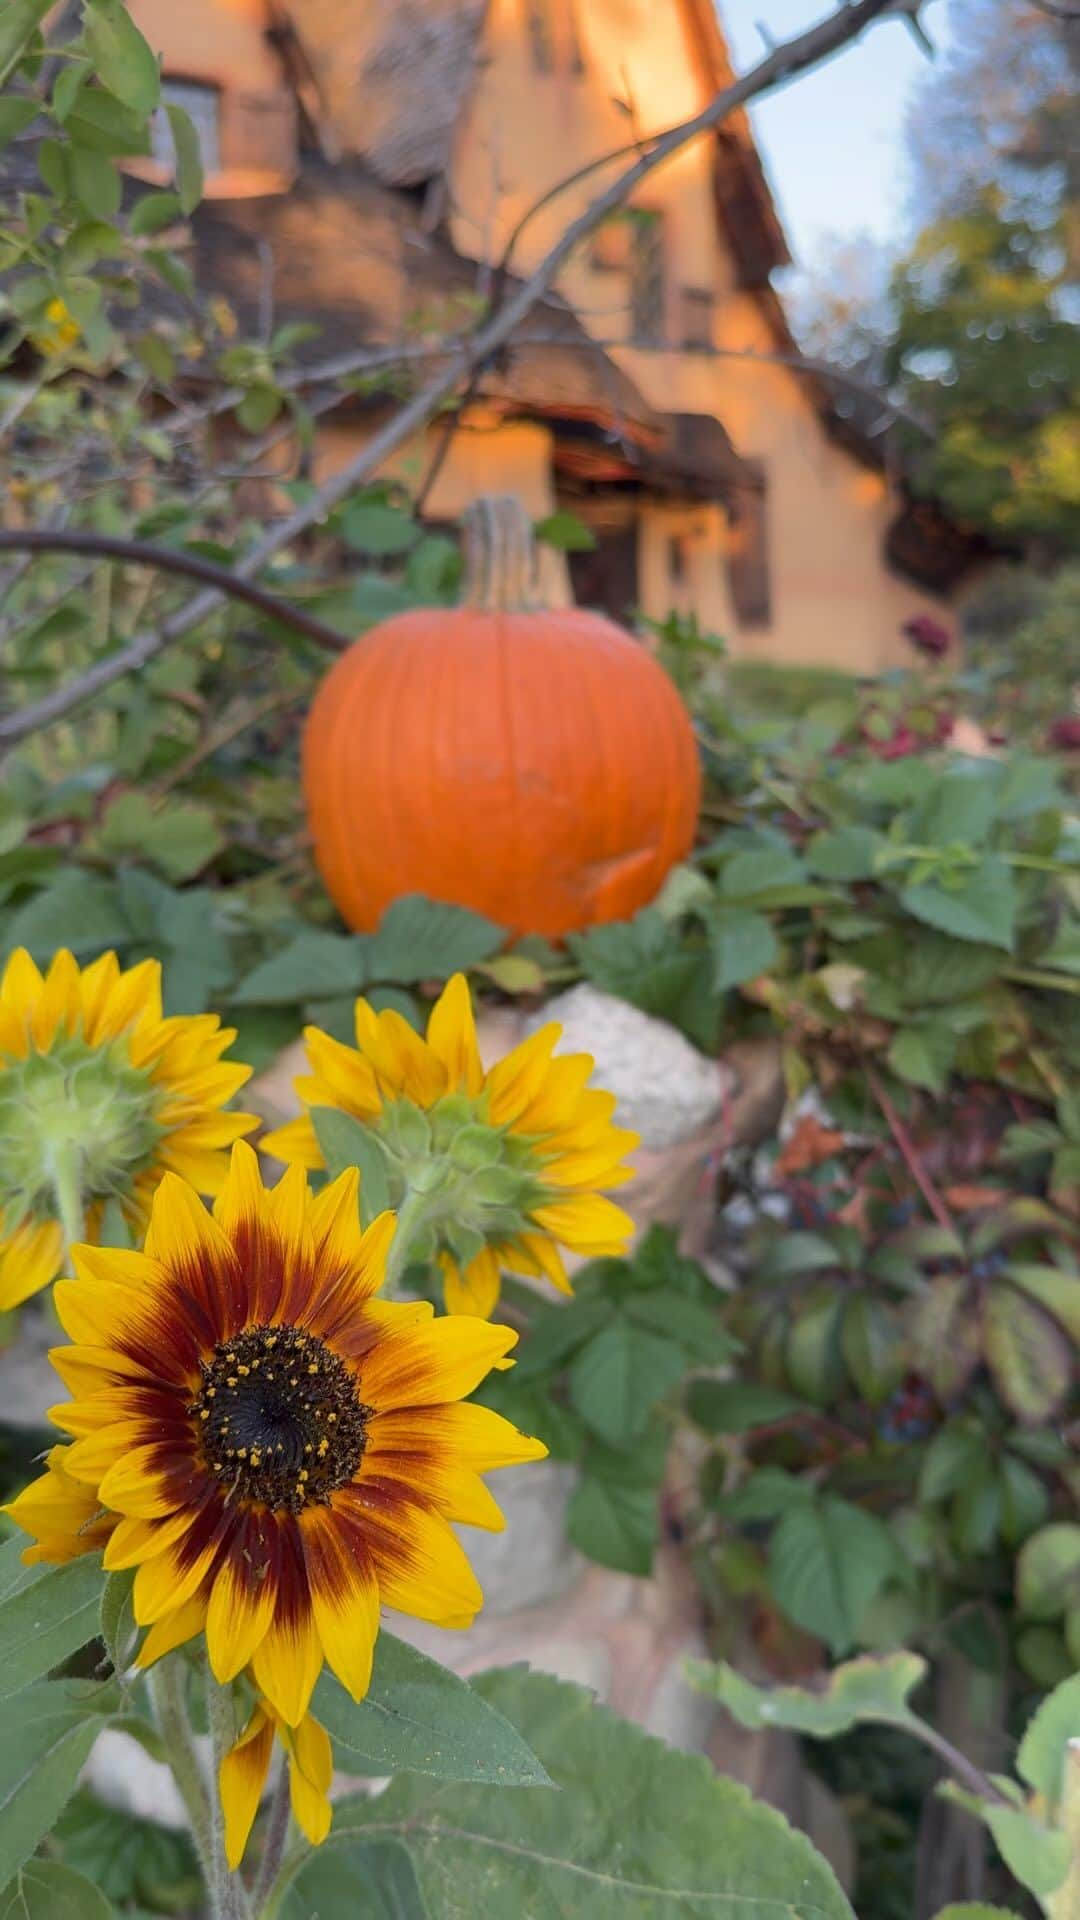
189;1325;370;1513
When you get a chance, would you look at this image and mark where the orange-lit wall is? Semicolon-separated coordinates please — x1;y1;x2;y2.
125;0;294;195
451;0;951;671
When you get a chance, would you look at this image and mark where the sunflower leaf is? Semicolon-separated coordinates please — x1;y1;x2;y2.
313;1632;551;1786
0;1540;106;1701
0;1684;106;1891
0;1860;115;1920
311;1108;390;1225
286;1669;854;1918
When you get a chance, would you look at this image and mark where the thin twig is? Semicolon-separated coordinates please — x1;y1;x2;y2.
865;1062;958;1236
0;529;346;653
0;0;896;749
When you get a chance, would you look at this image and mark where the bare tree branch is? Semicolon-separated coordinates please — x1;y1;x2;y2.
0;0;897;750
0;530;346;654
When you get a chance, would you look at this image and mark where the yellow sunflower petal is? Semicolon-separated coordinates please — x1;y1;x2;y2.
99;1448;183;1520
439;1247;502;1319
360;1499;483;1628
359;1315;518;1410
83;955;162;1046
281;1714;333;1846
143;1170;234;1272
367;1401;549;1473
266;1159;314;1268
133;1535;220;1623
220;1705;275;1870
259;1115;323;1170
303;1027;382;1119
103;1508;194;1572
0;947;43;1009
530;1192;634;1255
250;1609;323;1728
205;1541;278;1684
136;1592;208;1667
31;948;81;1049
425;974;484;1096
0;1217;64;1310
302;1507;380;1702
483;1023;560;1126
513;1232;573;1294
354;999;446;1107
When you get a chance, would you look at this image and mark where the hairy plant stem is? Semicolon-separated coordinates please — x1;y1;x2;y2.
383;1185;438;1295
251;1760;292;1915
205;1670;251;1920
148;1657;215;1895
48;1142;84;1261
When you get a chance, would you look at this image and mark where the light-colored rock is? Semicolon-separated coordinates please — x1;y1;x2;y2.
525;985;729;1150
84;1728;193;1830
0;1305;62;1430
459;1461;584;1614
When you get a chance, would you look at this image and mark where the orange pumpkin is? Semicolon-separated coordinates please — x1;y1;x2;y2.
302;495;701;939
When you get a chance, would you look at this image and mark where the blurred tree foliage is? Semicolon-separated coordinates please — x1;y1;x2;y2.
797;0;1079;556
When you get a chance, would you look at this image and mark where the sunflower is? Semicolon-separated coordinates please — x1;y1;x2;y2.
262;972;637;1316
0;947;256;1310
5;1142;545;1861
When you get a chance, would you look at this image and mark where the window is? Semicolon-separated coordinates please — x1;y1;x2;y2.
629;209;666;344
680;287;714;353
151;79;221;178
668;533;690;587
726;466;772;629
526;0;555;72
591;216;632;272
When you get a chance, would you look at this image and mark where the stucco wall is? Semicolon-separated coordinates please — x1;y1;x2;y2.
451;0;951;671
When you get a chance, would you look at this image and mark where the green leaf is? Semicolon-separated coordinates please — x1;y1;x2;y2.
83;0;160;114
283;1669;854;1920
840;1294;903;1403
622;1290;737;1362
719;1467;814;1523
719;843;806;898
757;1232;839;1278
98;794;223;882
365;895;504;983
164;104;203;214
280;1841;427;1920
931;1907;1028;1919
98;1569;137;1673
709;908;779;992
1006;1262;1080;1343
983;1805;1069;1900
887;1021;957;1094
0;1540;105;1701
0;98;39;149
568;1320;687;1448
0;0;52;86
533;510;596;552
909;766;998;849
71;146;121;220
312;1632;549;1784
568;911;716;1044
0;1860;115;1920
998;1453;1049;1546
341;500;420;556
128;188;182;235
919;1424;985;1503
2;870;128;960
688;1650;926;1737
233;932;367;1004
805;825;882;881
52;1789;198;1910
984;1285;1071;1422
0;1685;106;1890
310;1109;390;1226
1040;918;1080;975
511;1296;613;1384
900;856;1016;951
1016;1524;1080;1620
908;1274;983;1401
769;1497;902;1656
686;1380;805;1432
236;384;281;433
566;1471;658;1575
1016;1669;1080;1806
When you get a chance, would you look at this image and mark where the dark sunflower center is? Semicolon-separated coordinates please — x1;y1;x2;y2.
189;1325;370;1514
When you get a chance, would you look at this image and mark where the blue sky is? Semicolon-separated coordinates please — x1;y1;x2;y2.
719;0;953;265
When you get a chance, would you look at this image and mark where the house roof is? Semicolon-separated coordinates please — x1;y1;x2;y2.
187;159;669;447
277;0;792;293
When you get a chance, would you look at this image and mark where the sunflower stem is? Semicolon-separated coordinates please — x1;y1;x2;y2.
251;1757;292;1914
47;1140;84;1260
383;1185;435;1295
205;1670;251;1920
149;1656;216;1898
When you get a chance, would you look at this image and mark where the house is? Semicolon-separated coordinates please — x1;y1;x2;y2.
123;0;983;672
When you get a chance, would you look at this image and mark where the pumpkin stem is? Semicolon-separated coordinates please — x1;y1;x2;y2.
461;496;539;611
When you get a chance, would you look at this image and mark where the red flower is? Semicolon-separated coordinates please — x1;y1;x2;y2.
902;614;951;659
1047;716;1080;752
